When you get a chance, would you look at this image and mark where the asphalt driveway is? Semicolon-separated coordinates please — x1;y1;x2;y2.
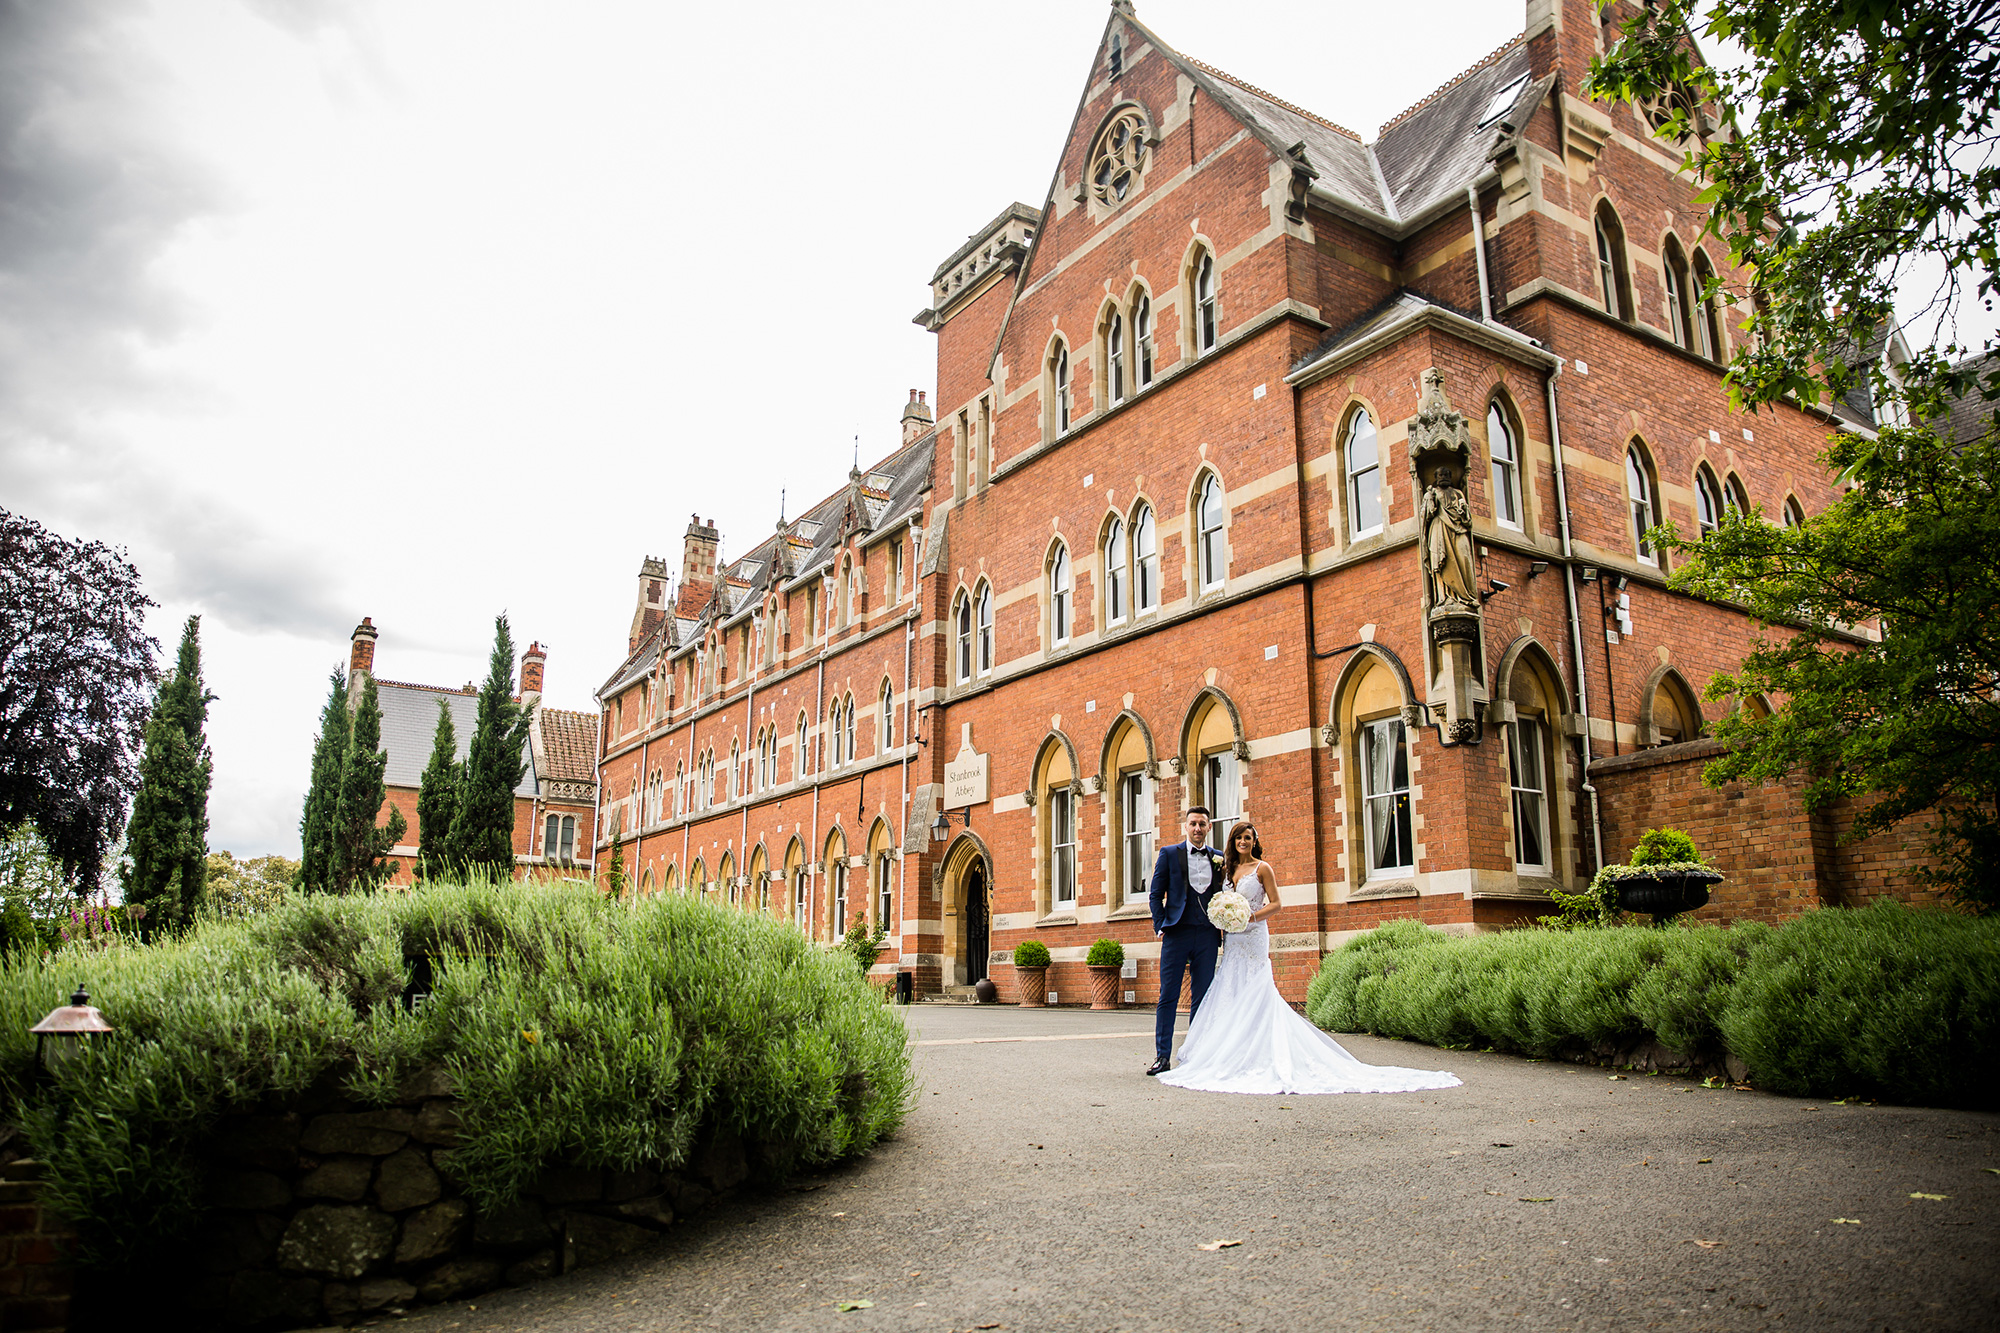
392;1005;1999;1332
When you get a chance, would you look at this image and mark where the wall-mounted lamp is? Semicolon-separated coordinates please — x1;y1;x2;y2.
1579;566;1600;583
1614;575;1629;592
1527;561;1549;578
930;808;972;843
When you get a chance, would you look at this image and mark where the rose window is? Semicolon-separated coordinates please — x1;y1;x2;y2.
1090;112;1148;205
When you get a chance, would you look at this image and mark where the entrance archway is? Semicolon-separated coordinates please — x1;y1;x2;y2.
940;834;993;988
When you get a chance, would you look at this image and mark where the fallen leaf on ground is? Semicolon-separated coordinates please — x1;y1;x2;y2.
831;1211;847;1217
975;1323;1003;1330
1909;1193;1949;1200
1608;1075;1627;1081
1484;1189;1504;1196
1692;1239;1724;1249
836;1299;874;1312
1519;1197;1555;1203
1491;1142;1513;1148
1697;1158;1713;1164
1197;1239;1243;1250
1831;1218;1862;1225
1985;1168;2000;1176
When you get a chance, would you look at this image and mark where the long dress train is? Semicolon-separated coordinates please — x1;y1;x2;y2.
1157;868;1462;1096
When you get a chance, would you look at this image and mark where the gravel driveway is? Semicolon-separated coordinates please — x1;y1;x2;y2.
389;1005;1999;1332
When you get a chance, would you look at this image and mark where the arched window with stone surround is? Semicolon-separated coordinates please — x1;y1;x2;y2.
1345;406;1384;540
1103;714;1156;913
1195;472;1227;591
1487;399;1522;529
1626;442;1661;565
1595;201;1633;321
842;693;856;763
1132;288;1156;388
1332;650;1418;885
1193;250;1218;355
1181;689;1245;856
953;590;973;684
1132;503;1158;613
1034;736;1080;915
795;712;810;781
1105;307;1127;406
1103;514;1128;626
1695;464;1725;536
879;679;895;752
1663;234;1695;348
1048;340;1072;439
975;582;994;675
1049;543;1072;647
1692;249;1723;360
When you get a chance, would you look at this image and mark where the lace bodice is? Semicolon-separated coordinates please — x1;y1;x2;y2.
1233;866;1267;911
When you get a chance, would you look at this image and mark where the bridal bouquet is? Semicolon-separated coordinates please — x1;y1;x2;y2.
1206;888;1251;933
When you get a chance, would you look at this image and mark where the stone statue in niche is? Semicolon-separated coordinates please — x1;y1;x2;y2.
1421;468;1478;612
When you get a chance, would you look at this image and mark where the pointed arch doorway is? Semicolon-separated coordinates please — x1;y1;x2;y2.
940;834;993;988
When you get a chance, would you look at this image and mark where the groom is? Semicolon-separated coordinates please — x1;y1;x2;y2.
1145;806;1225;1076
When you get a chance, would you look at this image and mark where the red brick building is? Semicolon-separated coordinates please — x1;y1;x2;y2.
593;0;1930;1002
347;618;599;885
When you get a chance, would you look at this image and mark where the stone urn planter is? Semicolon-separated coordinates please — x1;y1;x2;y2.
972;977;998;1003
1087;966;1122;1009
1012;940;1051;1006
1612;866;1724;925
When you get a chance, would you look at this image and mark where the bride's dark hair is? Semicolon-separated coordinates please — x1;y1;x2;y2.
1223;822;1263;882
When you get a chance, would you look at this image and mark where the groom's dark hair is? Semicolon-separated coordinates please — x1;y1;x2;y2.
1185;805;1211;818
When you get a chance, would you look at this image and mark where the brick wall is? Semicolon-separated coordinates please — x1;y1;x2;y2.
1590;739;1946;924
0;1160;73;1333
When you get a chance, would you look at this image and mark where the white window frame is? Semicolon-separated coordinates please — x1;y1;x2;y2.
1346;410;1383;539
1194;252;1217;355
1119;769;1154;909
1133;505;1158;613
1695;468;1723;536
1134;294;1155;387
1200;749;1241;856
1487;402;1521;529
880;683;895;750
1049;786;1078;911
1508;717;1550;874
1053;343;1072;436
976;584;994;675
1108;311;1126;405
843;695;856;764
1627;448;1659;565
1361;718;1414;878
832;859;849;935
1103;518;1127;625
1050;546;1072;646
875;855;893;929
954;594;972;684
1196;474;1226;591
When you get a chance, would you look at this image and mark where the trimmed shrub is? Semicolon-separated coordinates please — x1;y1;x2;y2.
1086;938;1124;967
1306;903;1996;1108
1012;939;1051;968
0;880;912;1268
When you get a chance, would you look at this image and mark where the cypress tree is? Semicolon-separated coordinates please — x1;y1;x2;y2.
122;616;213;931
415;698;461;883
330;675;406;894
444;615;532;882
298;671;349;893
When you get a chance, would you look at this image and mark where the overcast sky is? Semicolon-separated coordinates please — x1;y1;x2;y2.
0;0;1876;861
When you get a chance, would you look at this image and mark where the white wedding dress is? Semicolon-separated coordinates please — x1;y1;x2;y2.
1158;867;1462;1096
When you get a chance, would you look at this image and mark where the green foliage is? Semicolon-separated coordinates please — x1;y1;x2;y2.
1631;827;1702;866
603;834;628;900
1717;901;2000;1106
0;880;912;1268
1587;0;2000;429
840;919;888;974
298;672;349;893
445;617;532;881
202;851;296;920
329;677;406;894
1012;939;1050;968
1;822;78;933
1306;903;1997;1108
120;616;212;931
1086;937;1125;967
1658;427;2000;914
414;699;460;883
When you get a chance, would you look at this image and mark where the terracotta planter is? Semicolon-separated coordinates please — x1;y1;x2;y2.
1088;965;1122;1010
1015;966;1048;1006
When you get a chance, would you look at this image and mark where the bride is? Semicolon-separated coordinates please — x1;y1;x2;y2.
1158;822;1462;1096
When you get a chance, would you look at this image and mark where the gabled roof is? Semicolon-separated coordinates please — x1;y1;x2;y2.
375;681;536;799
538;707;599;785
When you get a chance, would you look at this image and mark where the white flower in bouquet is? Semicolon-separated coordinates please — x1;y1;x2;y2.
1207;888;1251;933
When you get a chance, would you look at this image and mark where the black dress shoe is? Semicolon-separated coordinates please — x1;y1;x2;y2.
1145;1057;1171;1076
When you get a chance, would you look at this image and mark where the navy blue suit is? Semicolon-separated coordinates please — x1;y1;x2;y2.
1149;839;1226;1062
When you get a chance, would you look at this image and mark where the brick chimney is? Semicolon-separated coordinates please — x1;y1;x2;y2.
900;389;934;444
629;556;669;654
520;641;546;707
679;515;720;611
348;617;378;687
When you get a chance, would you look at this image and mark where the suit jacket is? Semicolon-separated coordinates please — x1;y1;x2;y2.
1149;840;1227;934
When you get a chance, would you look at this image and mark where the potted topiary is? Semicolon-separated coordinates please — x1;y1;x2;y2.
1602;827;1724;925
1013;939;1051;1006
1086;938;1125;1010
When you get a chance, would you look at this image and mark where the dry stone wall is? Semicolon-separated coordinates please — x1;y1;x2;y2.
175;1066;743;1330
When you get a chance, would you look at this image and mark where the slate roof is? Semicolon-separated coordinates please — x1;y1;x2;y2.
1289;288;1518;379
1945;352;2000;445
596;429;939;700
1136;20;1544;229
376;681;536;798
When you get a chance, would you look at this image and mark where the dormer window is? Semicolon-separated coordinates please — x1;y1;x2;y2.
1090;110;1148;205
